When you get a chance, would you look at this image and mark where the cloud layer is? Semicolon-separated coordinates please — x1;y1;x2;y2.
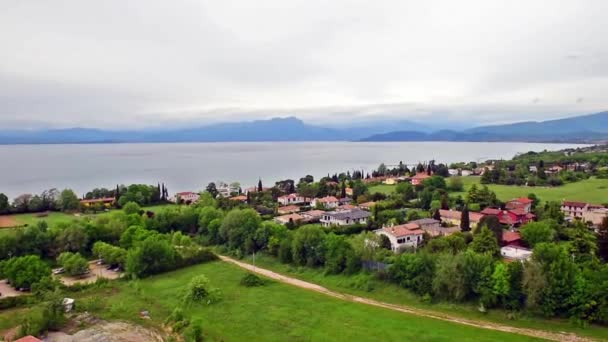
1;0;607;128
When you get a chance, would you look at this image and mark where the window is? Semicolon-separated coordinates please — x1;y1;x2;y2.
397;238;405;244
406;237;410;241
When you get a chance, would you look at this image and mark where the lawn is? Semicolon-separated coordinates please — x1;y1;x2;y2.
0;261;543;341
369;177;608;205
455;176;608;204
232;253;608;341
368;184;396;195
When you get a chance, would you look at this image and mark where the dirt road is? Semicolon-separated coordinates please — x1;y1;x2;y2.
219;255;595;342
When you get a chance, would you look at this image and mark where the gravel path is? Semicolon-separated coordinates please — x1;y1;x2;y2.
220;255;596;342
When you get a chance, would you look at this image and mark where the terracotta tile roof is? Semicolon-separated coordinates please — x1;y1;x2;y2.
502;231;521;244
316;196;339;203
412;172;431;179
230;195;247;201
278;193;299;200
337;204;356;211
383;224;425;237
80;197;115;204
481;208;501;215
509;208;528;216
358;201;376;208
301;210;325;218
439;209;485;222
278;205;300;213
275;213;303;222
510;197;533;204
14;337;42;342
562;201;588;208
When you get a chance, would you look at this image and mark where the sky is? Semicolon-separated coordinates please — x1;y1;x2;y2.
1;0;607;129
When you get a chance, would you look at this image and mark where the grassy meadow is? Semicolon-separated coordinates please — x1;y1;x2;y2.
370;177;608;204
0;260;544;341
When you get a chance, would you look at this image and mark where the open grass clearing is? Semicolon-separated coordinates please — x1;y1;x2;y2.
230;253;608;341
0;260;544;341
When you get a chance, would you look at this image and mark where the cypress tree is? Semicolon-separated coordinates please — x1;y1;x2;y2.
258;179;263;192
340;180;347;198
433;209;441;221
460;205;471;232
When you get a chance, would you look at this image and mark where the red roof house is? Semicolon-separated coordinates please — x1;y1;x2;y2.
411;173;431;186
502;231;523;247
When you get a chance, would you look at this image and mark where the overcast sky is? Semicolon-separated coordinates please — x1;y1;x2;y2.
1;0;607;129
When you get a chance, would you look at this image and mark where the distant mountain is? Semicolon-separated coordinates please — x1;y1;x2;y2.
0;117;437;144
360;111;608;143
2;112;607;144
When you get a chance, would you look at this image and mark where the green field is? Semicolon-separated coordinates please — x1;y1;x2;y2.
370;177;608;204
234;253;608;341
368;184;397;195
0;261;543;341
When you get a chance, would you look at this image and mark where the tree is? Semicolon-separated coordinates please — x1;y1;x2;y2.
520;221;556;247
59;189;80;212
1;255;51;289
56;226;89;253
477;215;502;245
324;233;356;274
460;205;470;232
219;209;261;252
258;179;263;192
182;274;221;305
205;182;218;198
126;236;176;277
491;263;510;307
340;180;347;198
292;225;326;267
12;194;32;213
0;193;9;214
470;226;500;257
448;177;464;192
377;163;388;176
123;201;141;215
389;252;436;295
598;216;608;262
57;252;89;276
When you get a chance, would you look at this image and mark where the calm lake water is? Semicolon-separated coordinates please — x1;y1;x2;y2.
0;142;588;198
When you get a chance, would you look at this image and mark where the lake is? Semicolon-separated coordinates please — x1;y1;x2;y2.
0;142;588;198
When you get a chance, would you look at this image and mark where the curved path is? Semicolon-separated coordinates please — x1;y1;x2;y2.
219;255;595;342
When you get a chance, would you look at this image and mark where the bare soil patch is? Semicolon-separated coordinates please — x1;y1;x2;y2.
47;321;164;342
0;279;26;298
57;262;123;286
0;215;19;228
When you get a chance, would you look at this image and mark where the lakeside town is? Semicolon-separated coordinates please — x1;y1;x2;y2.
1;145;608;341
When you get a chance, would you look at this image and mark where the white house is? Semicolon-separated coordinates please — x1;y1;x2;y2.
320;209;371;227
311;196;340;209
171;191;200;204
374;223;425;252
500;246;532;262
217;182;240;197
277;193;309;206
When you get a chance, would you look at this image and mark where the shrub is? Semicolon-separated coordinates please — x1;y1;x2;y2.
240;273;265;287
182;275;222;305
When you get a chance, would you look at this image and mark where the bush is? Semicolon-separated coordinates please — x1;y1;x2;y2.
240;273;265;287
182;275;222;305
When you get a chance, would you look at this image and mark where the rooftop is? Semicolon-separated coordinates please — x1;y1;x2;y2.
381;224;425;237
325;209;371;220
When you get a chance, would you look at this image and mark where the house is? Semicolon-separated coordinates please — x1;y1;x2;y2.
501;246;532;262
411;172;431;186
448;169;459;176
502;231;523;247
375;224;425;252
336;204;357;211
300;210;325;222
460;170;472;177
339;197;353;205
561;201;590;219
14;336;42;342
229;195;248;203
345;187;354;197
358;202;376;211
409;218;459;236
480;208;535;227
529;166;538;173
80;197;115;208
218;182;240;197
277;193;309;206
171;192;200;204
439;209;485;229
583;207;608;227
311;196;340;209
278;205;300;215
383;178;397;185
320;209;371;227
274;213;304;225
505;197;533;214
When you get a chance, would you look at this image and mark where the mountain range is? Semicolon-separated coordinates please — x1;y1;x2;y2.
0;111;606;144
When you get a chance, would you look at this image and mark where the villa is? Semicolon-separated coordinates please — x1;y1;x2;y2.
320;208;371;227
374;224;425;252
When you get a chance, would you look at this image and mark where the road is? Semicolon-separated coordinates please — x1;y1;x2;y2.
219;255;595;342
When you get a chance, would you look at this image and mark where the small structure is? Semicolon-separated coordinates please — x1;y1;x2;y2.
229;195;248;203
358;202;376;211
409;218;458;236
505;197;533;214
277;193;310;206
411;173;431;186
80;197;115;208
277;205;300;215
320;209;371;227
439;209;485;229
63;297;75;312
375;224;425;252
171;192;200;204
311;196;340;209
300;210;325;222
502;231;523;247
274;213;304;225
501;246;532;262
